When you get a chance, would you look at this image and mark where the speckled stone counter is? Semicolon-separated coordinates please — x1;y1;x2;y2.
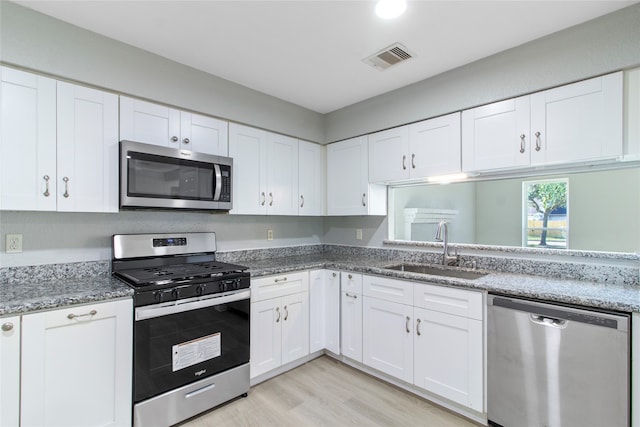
220;246;640;313
0;261;133;316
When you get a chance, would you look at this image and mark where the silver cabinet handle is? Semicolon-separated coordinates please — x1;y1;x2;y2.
535;131;542;151
261;192;266;206
274;277;288;283
269;192;273;206
300;195;304;208
62;177;70;198
183;138;190;144
67;309;97;320
171;136;179;142
43;175;50;197
362;193;366;207
2;322;13;332
411;153;416;169
284;305;289;321
416;318;421;336
402;155;407;170
276;307;280;323
345;292;358;299
405;316;411;333
520;134;526;154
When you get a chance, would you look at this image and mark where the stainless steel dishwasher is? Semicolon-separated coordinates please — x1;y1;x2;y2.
487;294;630;427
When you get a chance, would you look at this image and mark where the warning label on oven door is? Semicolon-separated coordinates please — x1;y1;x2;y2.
172;332;221;372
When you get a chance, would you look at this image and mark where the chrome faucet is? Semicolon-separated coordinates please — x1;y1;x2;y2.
435;220;459;266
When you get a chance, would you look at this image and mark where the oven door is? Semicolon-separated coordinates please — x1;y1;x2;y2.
120;140;232;211
133;289;250;403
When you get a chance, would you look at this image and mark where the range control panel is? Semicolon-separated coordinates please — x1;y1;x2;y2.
153;237;187;247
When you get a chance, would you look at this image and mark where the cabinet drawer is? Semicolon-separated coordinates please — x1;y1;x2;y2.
363;275;413;305
341;272;362;294
414;283;483;320
251;271;308;302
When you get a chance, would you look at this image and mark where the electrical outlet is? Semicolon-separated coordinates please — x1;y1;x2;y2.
267;229;273;241
356;229;363;240
6;234;23;253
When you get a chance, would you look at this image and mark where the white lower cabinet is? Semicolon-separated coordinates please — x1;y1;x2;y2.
250;272;309;379
20;299;133;427
340;272;363;362
309;269;340;354
1;316;20;427
359;275;484;413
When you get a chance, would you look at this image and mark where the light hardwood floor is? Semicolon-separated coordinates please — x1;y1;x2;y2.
181;356;480;427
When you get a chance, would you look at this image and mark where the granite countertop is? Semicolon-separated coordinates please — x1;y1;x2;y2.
0;275;133;316
239;254;640;313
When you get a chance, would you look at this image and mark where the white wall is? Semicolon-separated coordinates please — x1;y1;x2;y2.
325;3;640;143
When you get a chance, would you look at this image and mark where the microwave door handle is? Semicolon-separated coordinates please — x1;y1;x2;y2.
213;164;222;201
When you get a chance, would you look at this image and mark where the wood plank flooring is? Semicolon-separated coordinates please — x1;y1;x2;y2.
180;356;479;427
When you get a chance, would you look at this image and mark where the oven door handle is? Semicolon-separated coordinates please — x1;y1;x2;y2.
135;289;250;321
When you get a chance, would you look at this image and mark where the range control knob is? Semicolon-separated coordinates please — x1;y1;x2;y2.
154;291;164;303
171;288;179;300
196;284;205;296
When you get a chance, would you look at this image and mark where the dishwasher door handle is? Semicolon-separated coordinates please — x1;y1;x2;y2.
530;314;567;328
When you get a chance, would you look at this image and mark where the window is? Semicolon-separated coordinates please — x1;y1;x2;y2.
523;179;569;249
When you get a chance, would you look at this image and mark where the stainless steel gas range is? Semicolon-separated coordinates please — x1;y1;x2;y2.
112;232;250;427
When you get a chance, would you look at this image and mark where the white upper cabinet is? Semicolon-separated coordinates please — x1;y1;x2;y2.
369;112;461;183
298;140;325;216
57;82;119;212
462;96;531;172
529;72;623;166
229;123;298;215
119;96;228;156
0;67;118;212
327;136;386;216
463;72;623;173
1;67;57;211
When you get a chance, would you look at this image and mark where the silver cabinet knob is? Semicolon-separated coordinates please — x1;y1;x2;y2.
332;272;337;277
171;136;179;142
348;274;353;279
183;138;190;144
62;177;69;198
2;322;13;332
43;175;50;197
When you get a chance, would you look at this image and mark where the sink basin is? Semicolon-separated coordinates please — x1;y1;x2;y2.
384;263;487;280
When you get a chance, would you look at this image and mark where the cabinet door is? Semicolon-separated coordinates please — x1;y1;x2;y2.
119;96;180;147
281;292;309;365
250;298;282;378
228;123;267;215
530;72;623;166
0;316;20;427
0;67;57;211
327;136;368;215
309;270;326;353
461;96;530;172
341;291;362;362
324;270;341;355
21;299;133;427
409;112;461;178
414;307;483;412
298;140;325;216
266;132;298;215
179;112;228;156
57;82;119;212
369;126;409;183
362;296;413;383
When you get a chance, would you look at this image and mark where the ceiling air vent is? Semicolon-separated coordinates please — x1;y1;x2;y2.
364;43;414;70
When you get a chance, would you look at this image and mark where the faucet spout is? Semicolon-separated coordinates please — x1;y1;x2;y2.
435;220;458;266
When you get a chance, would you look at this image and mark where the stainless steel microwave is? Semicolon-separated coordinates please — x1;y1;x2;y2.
120;140;232;211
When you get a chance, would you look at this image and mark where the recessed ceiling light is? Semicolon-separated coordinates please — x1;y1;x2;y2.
375;0;407;19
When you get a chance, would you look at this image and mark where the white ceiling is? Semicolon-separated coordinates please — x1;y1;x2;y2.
14;0;636;114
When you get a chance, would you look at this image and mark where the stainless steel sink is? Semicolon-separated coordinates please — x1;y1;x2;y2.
384;263;487;280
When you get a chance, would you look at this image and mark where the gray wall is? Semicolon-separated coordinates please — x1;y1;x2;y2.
0;1;325;143
325;3;640;143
